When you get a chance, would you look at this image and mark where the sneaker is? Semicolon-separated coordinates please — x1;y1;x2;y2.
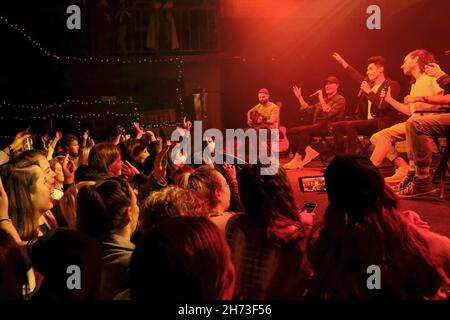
301;145;320;167
391;170;415;192
385;166;409;184
397;177;438;199
283;153;304;170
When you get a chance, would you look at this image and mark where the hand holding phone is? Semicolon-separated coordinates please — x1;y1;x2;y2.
299;202;316;226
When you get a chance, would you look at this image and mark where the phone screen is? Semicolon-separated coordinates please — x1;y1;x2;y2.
301;203;316;213
299;176;326;192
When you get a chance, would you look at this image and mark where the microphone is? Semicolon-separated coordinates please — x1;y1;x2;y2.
358;76;370;97
309;90;322;98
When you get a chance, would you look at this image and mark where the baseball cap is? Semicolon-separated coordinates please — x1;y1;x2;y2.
325;76;339;84
258;88;270;95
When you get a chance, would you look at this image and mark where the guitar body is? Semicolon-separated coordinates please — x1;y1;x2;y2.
249;110;290;153
277;126;290;153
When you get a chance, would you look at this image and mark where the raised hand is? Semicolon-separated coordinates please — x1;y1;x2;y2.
152;145;169;182
425;63;445;79
62;154;76;185
117;125;125;135
133;122;144;133
222;163;237;182
122;160;140;182
183;116;192;131
10;131;32;152
82;130;89;141
332;52;349;68
292;85;302;99
383;86;392;102
145;130;156;142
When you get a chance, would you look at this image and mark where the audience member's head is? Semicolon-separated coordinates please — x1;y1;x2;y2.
74;164;108;183
237;164;304;246
13;149;56;192
88;143;122;176
77;176;139;241
0;229;28;300
308;155;443;299
30;229;102;300
62;134;80;158
168;165;195;185
129;217;235;301
324;154;397;221
7;164;54;240
140;186;208;232
60;181;96;229
120;139;149;165
178;166;230;213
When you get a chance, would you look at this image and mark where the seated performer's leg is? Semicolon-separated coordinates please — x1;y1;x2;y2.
287;126;304;155
331;121;349;154
370;122;406;167
397;114;450;198
284;123;327;169
333;119;378;154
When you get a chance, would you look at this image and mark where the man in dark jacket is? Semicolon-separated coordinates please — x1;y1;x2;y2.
284;76;347;169
331;54;402;157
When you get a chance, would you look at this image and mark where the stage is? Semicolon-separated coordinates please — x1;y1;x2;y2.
282;156;450;238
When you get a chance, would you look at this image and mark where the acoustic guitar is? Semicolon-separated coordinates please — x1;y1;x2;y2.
249;110;289;153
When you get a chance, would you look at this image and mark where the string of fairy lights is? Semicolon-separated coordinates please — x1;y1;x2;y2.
0;15;186;140
0;99;139;110
0;15;184;65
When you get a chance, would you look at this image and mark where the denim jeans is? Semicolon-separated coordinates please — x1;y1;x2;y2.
406;114;450;172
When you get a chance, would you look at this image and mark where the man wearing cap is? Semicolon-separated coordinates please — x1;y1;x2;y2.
247;88;280;130
284;76;346;169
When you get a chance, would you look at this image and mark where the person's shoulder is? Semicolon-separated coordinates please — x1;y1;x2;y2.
334;94;347;102
386;78;400;86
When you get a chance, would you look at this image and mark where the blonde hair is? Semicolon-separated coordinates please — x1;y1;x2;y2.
140;186;208;232
178;166;225;211
78;146;93;166
7;165;42;241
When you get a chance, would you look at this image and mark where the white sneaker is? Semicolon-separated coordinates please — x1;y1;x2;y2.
283;153;304;169
385;166;409;184
301;145;320;167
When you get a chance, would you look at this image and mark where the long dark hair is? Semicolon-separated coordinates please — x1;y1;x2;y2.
88;142;121;175
129;217;235;301
76;176;132;240
237;164;304;246
309;155;443;299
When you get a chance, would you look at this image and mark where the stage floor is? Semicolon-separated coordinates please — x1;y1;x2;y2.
282;156;450;238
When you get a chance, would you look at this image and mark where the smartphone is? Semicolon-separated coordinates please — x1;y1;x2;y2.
301;202;317;213
299;176;326;192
